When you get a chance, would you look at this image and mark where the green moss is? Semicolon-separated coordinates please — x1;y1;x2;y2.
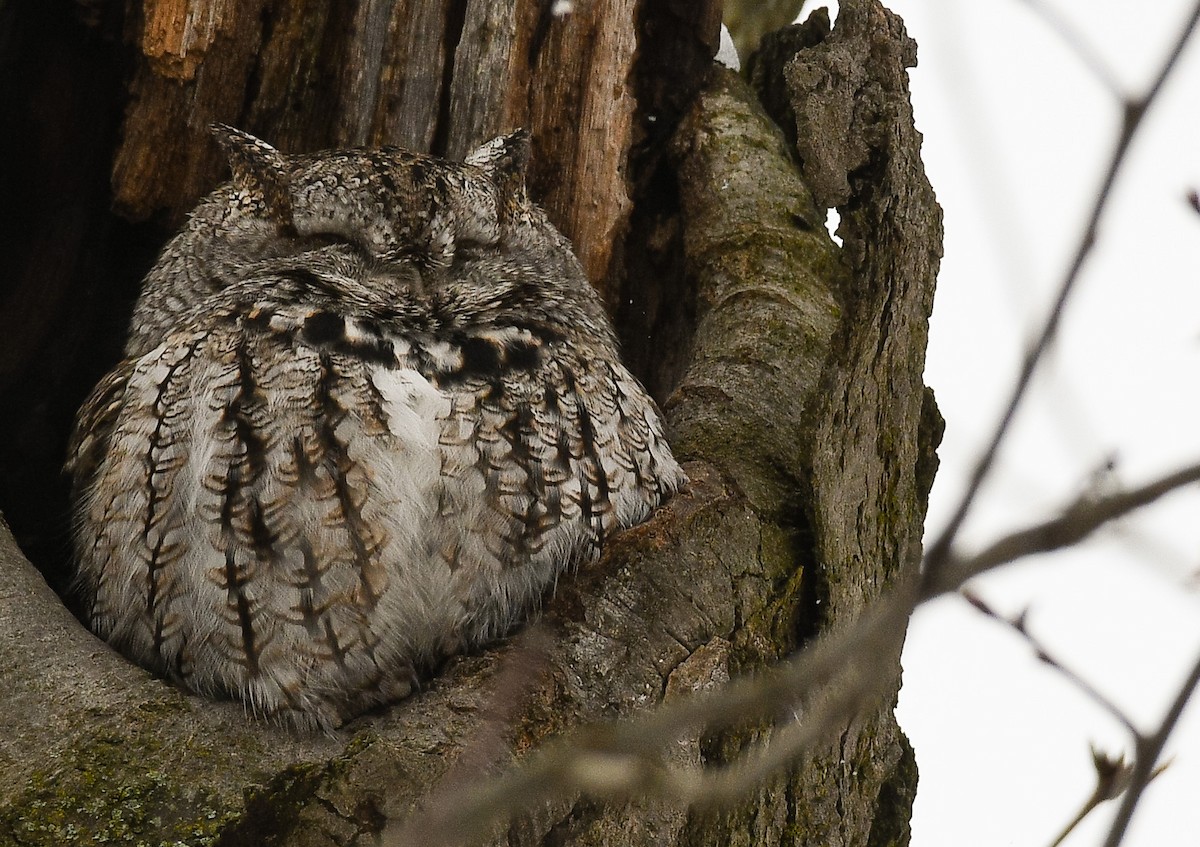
730;522;807;672
215;762;329;847
218;728;402;847
0;734;239;847
340;728;379;758
0;721;377;847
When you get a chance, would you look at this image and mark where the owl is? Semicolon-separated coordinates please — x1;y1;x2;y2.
66;126;684;730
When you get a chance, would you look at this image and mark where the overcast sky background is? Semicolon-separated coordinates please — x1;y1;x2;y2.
835;1;1200;845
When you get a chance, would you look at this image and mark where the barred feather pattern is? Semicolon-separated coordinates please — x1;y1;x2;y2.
67;128;684;729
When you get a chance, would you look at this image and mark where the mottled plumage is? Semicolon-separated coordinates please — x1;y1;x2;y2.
67;127;683;729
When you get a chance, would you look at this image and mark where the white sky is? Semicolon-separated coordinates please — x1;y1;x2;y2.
863;1;1200;845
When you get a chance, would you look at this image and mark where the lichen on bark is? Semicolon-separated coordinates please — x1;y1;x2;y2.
663;2;943;827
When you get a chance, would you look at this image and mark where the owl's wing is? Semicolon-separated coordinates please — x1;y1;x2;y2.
74;303;443;728
65;358;135;489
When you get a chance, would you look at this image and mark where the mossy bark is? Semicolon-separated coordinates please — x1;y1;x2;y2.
0;1;940;844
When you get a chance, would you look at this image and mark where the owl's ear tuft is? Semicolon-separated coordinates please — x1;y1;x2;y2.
465;129;531;189
210;123;294;227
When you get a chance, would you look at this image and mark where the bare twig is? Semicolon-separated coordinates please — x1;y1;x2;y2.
927;460;1200;595
966;589;1182;847
923;0;1200;584
1045;748;1133;847
1017;0;1124;99
1101;648;1200;847
961;592;1138;736
1046;748;1169;847
387;625;554;846
955;461;1200;847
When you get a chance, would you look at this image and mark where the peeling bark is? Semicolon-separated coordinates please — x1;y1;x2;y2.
109;0;721;289
0;1;940;844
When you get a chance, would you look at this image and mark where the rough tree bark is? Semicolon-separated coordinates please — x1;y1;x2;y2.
0;1;941;844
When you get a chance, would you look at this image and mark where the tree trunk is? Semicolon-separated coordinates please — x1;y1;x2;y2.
0;1;941;845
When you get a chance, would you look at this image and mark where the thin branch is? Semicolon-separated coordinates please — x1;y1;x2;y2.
926;460;1200;596
961;592;1138;737
1101;648;1200;847
965;588;1181;847
954;461;1200;847
923;0;1200;584
1017;0;1125;99
1139;4;1200;108
1045;747;1140;847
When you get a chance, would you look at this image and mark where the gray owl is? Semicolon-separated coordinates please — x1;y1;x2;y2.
66;126;684;730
